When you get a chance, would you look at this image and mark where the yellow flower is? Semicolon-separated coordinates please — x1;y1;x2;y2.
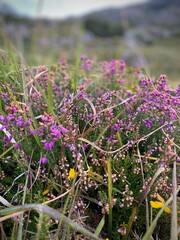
42;189;50;196
150;193;171;214
69;168;77;179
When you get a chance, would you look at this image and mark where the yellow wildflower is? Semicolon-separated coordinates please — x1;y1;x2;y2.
150;193;171;214
69;168;77;179
42;189;50;196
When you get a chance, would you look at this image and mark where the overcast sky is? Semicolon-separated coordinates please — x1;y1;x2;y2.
2;0;148;19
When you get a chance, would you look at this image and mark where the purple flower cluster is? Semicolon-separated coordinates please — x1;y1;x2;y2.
140;77;154;88
0;103;32;147
41;138;55;151
36;66;49;87
101;59;126;77
157;74;168;90
80;55;92;72
1;57;179;230
39;114;69;151
143;118;153;128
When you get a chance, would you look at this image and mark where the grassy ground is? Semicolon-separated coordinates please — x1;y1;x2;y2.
141;37;180;86
1;19;179;87
25;35;180;87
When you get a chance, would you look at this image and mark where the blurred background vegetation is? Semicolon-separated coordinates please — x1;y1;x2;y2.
0;0;180;86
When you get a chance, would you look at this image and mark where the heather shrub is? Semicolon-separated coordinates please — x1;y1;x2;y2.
0;52;179;239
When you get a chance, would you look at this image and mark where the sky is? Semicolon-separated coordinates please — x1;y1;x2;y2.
2;0;148;19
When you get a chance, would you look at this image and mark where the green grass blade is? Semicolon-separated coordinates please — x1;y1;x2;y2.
123;167;165;239
142;186;180;240
0;204;103;240
107;157;112;238
171;160;178;240
142;197;172;240
94;216;105;237
116;131;123;147
17;161;31;240
47;74;53;113
73;46;80;92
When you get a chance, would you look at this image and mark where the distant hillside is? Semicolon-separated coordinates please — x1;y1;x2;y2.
1;0;180;31
0;3;17;16
1;0;180;45
83;0;180;36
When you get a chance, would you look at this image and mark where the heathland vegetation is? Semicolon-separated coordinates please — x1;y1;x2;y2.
0;0;179;239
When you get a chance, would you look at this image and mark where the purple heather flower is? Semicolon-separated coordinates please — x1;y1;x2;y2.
140;78;154;88
4;135;13;145
29;129;36;135
77;152;82;160
41;139;55;150
41;113;55;125
0;125;8;131
170;98;179;106
70;144;75;151
37;127;44;137
14;144;19;150
12;107;18;113
80;55;87;61
81;59;92;72
0;115;5;121
127;91;133;97
140;81;147;88
157;74;168;90
102;59;126;77
16;117;24;127
98;201;103;206
117;78;125;85
39;156;48;164
107;135;115;143
111;125;120;131
50;126;61;138
82;144;88;152
59;124;68;133
1;93;9;102
77;92;85;99
6;115;15;121
143;118;152;128
26;120;31;126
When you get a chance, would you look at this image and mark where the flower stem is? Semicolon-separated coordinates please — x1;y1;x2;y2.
107;157;112;238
